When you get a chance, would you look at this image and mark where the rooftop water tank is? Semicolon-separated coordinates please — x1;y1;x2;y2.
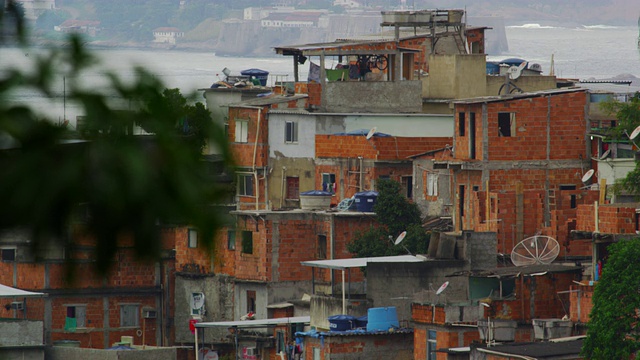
354;191;378;212
240;68;269;86
328;314;356;331
300;190;332;210
366;307;399;332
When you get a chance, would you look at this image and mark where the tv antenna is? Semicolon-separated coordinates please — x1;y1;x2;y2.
581;169;595;184
366;127;377;140
599;149;611;160
389;231;412;255
511;235;560;266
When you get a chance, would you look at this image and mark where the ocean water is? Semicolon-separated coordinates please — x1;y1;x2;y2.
2;24;640;125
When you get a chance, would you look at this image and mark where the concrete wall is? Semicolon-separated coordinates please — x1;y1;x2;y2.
0;320;43;345
424;54;487;100
310;295;370;331
366;261;468;324
413;156;453;218
174;275;234;343
486;75;557;97
47;346;177;360
344;114;454;138
0;347;44;360
269;113;316;159
323;81;423;113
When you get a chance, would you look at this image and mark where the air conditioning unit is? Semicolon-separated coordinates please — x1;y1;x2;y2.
10;301;24;310
143;309;157;319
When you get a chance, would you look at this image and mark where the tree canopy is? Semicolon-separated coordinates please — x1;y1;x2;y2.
582;238;640;359
347;179;429;258
0;6;232;274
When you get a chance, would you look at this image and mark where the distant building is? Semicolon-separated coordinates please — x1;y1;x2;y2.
55;20;100;37
152;27;184;45
261;12;322;28
333;0;362;8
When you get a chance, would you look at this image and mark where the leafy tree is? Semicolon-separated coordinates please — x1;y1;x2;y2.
0;8;232;274
582;238;640;359
601;94;640;196
347;179;429;258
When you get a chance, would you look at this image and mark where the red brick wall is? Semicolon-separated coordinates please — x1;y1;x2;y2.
454;91;588;162
569;284;593;323
576;203;638;234
316;135;451;161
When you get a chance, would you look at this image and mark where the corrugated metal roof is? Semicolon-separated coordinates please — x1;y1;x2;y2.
477;338;583;358
452;264;582;278
453;88;587;105
301;255;426;270
196;316;310;328
230;94;308;107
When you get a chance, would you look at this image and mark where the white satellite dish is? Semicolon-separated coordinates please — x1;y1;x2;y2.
222;67;231;77
480;302;491;308
366;127;377;140
436;281;449;295
581;169;595;183
630;125;640;140
599;149;611;160
394;231;407;245
507;61;527;80
511;235;560;266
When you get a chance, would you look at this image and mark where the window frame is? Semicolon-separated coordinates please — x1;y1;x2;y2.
458;112;466;136
235;120;249;143
238;174;254;196
498;112;516;137
317;235;327;260
241;231;253;254
286;176;300;200
322;173;336;194
65;304;87;329
1;247;16;262
285;121;298;143
246;290;256;313
227;230;236;250
188;228;198;248
427;330;437;360
427;172;438;197
120;304;140;328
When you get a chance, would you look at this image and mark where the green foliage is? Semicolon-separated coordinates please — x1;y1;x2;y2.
602;95;640;197
582;238;640;359
347;179;429;258
0;15;233;274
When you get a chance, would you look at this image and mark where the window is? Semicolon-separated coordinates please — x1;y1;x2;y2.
286;177;300;200
238;174;254;196
402;176;413;199
246;290;256;313
498;112;516;137
427;173;438;197
458;112;465;136
241;231;253;254
1;248;16;261
285;121;298;143
322;173;336;194
427;330;437;360
317;235;327;259
188;229;198;248
228;230;236;250
235;120;248;143
120;304;139;327
65;305;86;331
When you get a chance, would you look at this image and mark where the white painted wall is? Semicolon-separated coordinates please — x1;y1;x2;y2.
269;114;316;158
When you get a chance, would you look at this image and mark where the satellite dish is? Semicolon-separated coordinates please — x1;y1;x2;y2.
480;302;491;308
599;149;611;160
394;231;407;245
366;127;377;140
511;235;560;266
581;169;595;183
630;125;640;140
222;67;231;77
507;61;527;80
436;281;449;295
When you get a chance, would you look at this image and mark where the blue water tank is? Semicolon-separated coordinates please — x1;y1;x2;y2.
366;307;399;332
355;315;368;329
354;191;378;212
328;314;356;331
486;62;500;75
241;68;269;86
500;58;527;67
